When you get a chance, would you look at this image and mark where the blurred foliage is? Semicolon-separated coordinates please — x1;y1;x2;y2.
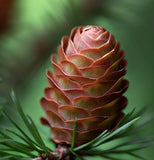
0;0;154;159
0;0;16;34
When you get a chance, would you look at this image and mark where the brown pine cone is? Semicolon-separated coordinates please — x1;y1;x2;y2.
40;26;129;147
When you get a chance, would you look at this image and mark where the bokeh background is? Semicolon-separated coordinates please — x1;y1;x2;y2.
0;0;154;159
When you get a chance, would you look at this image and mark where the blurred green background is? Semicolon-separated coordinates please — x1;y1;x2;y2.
0;0;154;159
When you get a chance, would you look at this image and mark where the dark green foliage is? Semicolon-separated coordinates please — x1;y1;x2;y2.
0;90;50;159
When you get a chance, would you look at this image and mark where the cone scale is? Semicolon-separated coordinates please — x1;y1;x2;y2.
41;26;129;147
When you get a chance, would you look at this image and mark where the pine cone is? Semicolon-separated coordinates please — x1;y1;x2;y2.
40;26;129;147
